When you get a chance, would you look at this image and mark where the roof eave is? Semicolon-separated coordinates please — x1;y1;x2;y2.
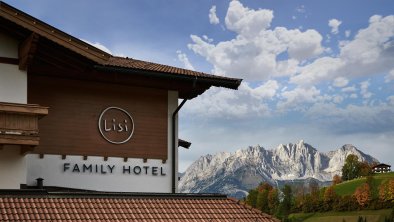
94;65;242;90
0;1;111;63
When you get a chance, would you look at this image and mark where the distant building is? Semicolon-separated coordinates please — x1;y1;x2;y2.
372;163;391;173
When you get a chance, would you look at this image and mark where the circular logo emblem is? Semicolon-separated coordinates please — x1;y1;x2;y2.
98;107;134;144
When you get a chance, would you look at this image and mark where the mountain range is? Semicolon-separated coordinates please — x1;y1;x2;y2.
179;140;378;199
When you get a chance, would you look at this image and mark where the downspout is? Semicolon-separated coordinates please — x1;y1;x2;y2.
172;99;187;193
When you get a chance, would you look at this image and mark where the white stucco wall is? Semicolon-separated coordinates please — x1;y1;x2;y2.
0;146;27;189
26;91;179;193
0;33;27;104
0;33;28;189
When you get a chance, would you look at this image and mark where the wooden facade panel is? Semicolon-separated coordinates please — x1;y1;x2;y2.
28;75;168;159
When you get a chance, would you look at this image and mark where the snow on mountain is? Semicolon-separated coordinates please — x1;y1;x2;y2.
179;140;378;198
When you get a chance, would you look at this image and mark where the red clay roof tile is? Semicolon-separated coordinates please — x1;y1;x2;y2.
0;193;279;222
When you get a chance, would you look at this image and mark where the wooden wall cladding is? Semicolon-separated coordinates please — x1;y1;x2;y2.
28;75;168;160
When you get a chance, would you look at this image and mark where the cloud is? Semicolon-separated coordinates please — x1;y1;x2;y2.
278;86;322;111
81;39;112;54
291;15;394;86
247;80;279;100
345;30;351;38
328;19;342;34
188;1;323;80
385;69;394;82
360;80;373;99
209;5;220;25
333;77;349;87
342;85;357;93
225;1;273;37
176;50;195;70
306;101;394;133
183;80;280;118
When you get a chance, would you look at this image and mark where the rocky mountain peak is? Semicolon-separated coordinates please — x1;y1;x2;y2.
179;140;378;199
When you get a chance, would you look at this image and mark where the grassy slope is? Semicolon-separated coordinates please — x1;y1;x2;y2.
289;209;392;222
334;172;394;196
289;173;394;222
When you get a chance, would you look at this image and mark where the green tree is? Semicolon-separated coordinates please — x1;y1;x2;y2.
279;185;293;219
256;190;264;210
342;154;361;181
246;189;258;208
256;189;269;213
268;188;279;215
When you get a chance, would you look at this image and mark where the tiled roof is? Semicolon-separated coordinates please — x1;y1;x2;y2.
0;192;279;222
103;57;239;82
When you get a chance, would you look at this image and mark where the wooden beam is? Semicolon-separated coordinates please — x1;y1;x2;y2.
0;102;48;116
0;135;39;146
20;145;35;155
0;57;18;65
18;32;39;70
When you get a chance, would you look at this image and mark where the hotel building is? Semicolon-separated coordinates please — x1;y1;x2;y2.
0;2;278;221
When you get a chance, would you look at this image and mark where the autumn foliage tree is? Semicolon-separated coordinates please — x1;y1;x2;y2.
379;179;394;203
354;183;371;208
332;174;342;185
323;186;337;211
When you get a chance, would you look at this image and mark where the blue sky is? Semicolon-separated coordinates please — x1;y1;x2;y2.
6;0;394;172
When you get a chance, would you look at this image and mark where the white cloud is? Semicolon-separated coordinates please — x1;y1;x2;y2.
345;30;351;38
202;35;213;43
209;5;220;25
328;19;342;34
188;1;323;80
176;50;195;70
247;80;279;100
81;39;112;54
388;95;394;105
350;93;358;99
290;57;343;86
342;85;357;93
225;1;273;38
183;80;280;118
384;69;394;83
307;101;394;133
333;95;344;104
360;80;373;99
278;86;321;110
291;15;394;86
333;76;349;88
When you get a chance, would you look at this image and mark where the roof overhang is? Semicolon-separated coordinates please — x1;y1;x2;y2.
0;1;242;99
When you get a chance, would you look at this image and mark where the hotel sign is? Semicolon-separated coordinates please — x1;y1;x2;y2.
98;107;134;144
29;76;168;159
